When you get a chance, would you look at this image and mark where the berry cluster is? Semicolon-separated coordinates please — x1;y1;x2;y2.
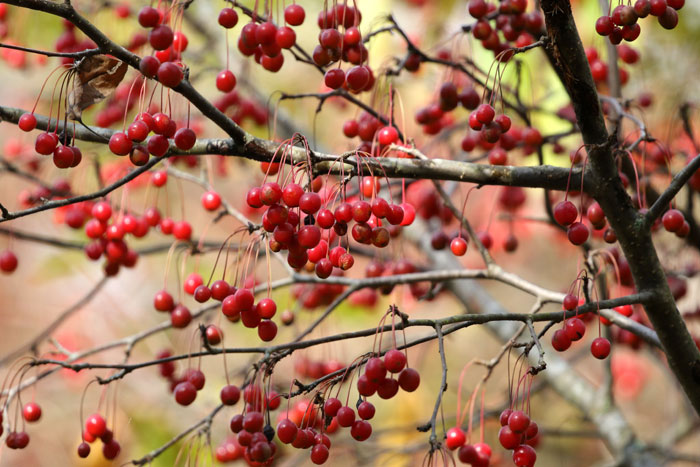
2;401;42;451
76;413;121;460
343;112;403;156
233;4;306;73
136;6;185;87
246;176;414;276
467;0;544;57
595;0;683;43
496;409;538;467
552;294;612;359
228;384;284;464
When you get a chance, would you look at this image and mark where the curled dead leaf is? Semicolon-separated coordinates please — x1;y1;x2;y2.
67;55;128;121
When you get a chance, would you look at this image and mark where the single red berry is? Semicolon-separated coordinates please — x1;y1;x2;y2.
201;191;222;211
77;442;91;458
377;126;399;145
596;16;614;35
257;320;278;341
563;293;578;311
138;6;160;27
551;329;572;352
85;414;107;438
459;444;478;464
445;427;466;450
324;397;342;417
336;407;355;427
277;418;298;444
172;32;188;53
350;420;372;441
149;24;173;50
475;103;495;124
499;425;521;449
310;443;329;464
564;317;586;341
508;410;530;433
357;401;375;420
22;402;41;422
285;4;305;26
398;367;420;392
174;127;196;150
513;444;537;467
662;209;684;232
173;220;192;240
324;68;345;89
218;8;238;28
109;132;132;156
384;349;407;373
19;113;37;132
174;381;197;405
591;337;611;359
567;222;590;245
451;237;467;256
553;200;578;226
157;61;183;87
154;289;175;312
35;132;58;155
216;69;236;92
0;250;18;273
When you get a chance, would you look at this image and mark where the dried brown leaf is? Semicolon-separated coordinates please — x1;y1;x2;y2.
67;55;128;121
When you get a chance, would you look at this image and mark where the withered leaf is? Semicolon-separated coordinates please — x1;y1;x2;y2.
67;55;128;121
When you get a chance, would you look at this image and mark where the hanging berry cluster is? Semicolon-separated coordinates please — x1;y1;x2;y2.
467;0;544;57
595;0;684;43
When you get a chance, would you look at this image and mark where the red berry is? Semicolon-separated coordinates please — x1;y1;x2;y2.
0;250;18;273
451;237;467;256
350;420;372;441
85;414;107;437
564;317;586;341
445;427;466;450
596;16;614;35
310;443;329;464
324;68;345;89
109;132;132;156
174;381;197;405
567;222;590;245
346;66;370;91
201;191;222;211
508;410;530;433
285;4;305;26
384;349;407;373
378;126;399;145
591;337;611;359
157;61;183;87
357;401;375;420
662;209;684;232
551;329;572;351
77;442;91;458
138;6;160;27
398;367;420;392
149;25;173;50
475;103;495;124
174;127;196;150
216;69;236;92
18;113;37;132
22;402;41;422
513;444;537;467
499;425;521;449
554;200;578;226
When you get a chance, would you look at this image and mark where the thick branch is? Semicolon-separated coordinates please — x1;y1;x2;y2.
541;0;700;416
